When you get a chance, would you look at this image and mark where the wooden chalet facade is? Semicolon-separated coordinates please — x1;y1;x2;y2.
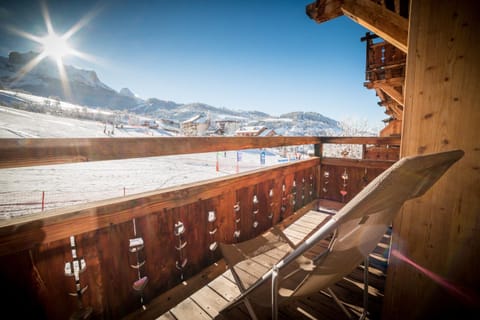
362;32;406;137
307;0;480;318
0;1;478;319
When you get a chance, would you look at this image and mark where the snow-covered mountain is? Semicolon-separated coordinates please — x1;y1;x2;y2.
0;51;140;109
0;51;343;136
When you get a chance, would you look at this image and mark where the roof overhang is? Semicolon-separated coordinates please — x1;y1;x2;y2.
306;0;408;53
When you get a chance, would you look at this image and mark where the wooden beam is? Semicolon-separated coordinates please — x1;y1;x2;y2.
372;82;404;106
320;136;401;145
388;102;404;120
0;136;321;169
364;77;405;89
341;0;408;53
374;87;387;102
321;157;396;169
306;0;344;23
394;0;401;14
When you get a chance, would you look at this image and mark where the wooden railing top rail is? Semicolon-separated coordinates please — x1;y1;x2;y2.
0;136;400;169
0;136;320;169
319;136;400;145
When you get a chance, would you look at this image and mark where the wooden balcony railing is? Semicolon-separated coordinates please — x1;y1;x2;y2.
361;32;407;83
0;136;399;319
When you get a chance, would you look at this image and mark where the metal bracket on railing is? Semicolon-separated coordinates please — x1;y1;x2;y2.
65;235;92;320
323;170;330;194
208;210;218;252
291;179;297;210
341;169;349;202
129;237;144;252
233;201;241;240
252;191;259;229
174;221;188;280
129;218;148;310
280;183;287;220
268;188;274;220
301;177;306;205
309;174;314;197
362;168;369;188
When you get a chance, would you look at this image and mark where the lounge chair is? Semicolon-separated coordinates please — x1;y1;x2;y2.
219;149;464;319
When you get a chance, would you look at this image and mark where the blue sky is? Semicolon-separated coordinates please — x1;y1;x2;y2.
0;0;386;128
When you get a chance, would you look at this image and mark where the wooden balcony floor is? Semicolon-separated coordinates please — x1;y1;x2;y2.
141;208;391;320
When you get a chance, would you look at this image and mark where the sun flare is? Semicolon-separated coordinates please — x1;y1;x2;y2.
40;32;72;62
8;1;102;100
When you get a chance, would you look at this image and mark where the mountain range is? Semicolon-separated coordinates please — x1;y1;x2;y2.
0;51;342;136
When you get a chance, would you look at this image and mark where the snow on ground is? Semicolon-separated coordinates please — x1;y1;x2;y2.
0;105;304;219
0;89;112;115
0;105;174;138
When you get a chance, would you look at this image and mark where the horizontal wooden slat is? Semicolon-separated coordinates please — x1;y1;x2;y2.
321;157;395;169
0;158;320;256
320;136;400;145
0;136;321;169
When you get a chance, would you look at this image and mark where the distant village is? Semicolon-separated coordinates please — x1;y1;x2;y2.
1;91;279;138
119;112;278;137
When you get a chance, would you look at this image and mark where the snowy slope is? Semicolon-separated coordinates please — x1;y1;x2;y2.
0;51;139;109
0;104;295;219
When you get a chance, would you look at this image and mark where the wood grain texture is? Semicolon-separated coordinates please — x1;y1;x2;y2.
384;0;480;318
0;136;321;169
342;0;408;53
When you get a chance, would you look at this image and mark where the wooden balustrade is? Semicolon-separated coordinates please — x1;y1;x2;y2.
0;136;398;319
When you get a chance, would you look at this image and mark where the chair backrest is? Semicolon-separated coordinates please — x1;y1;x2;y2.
291;149;464;297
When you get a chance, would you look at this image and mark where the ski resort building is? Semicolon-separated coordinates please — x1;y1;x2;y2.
181;114;211;136
235;125;268;137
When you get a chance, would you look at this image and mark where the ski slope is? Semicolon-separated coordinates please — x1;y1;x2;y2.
0;106;299;218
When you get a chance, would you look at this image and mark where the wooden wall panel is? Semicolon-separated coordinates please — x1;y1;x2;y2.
384;0;480;318
320;165;384;203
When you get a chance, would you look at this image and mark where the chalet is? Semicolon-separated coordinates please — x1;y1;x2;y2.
235;126;268;137
141;119;159;129
0;1;478;319
180;114;210;136
215;119;241;136
258;128;277;137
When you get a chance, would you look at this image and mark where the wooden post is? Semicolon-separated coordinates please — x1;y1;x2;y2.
315;142;323;202
384;1;480;318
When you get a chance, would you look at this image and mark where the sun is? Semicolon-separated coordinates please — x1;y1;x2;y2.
40;32;72;62
8;1;103;99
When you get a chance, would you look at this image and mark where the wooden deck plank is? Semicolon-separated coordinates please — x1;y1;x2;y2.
284;223;313;235
291;291;351;320
190;285;229;319
208;272;242;301
235;258;270;279
155;311;176;320
250;252;279;268
224;265;259;288
291;219;320;230
169;298;211;320
283;228;309;241
262;245;290;260
298;213;329;226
